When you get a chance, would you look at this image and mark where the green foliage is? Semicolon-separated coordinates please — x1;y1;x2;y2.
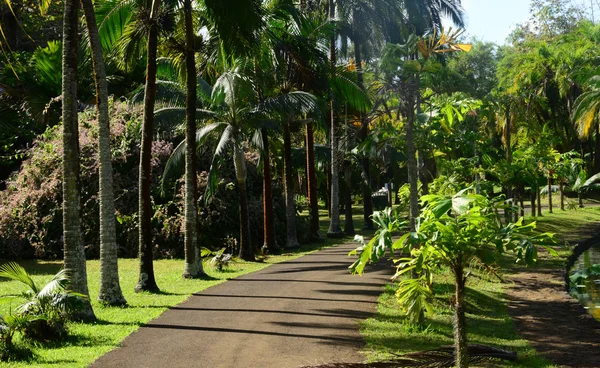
0;262;86;342
200;247;237;271
352;189;556;322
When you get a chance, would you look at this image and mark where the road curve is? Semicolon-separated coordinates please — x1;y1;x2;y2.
91;242;393;368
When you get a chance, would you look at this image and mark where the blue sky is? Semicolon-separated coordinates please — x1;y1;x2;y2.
456;0;595;44
458;0;532;45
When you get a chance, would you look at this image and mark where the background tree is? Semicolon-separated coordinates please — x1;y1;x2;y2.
61;0;95;319
81;0;126;305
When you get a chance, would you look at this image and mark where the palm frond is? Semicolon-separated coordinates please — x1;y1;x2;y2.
36;269;69;300
254;91;320;117
0;262;39;294
161;121;226;192
583;172;600;187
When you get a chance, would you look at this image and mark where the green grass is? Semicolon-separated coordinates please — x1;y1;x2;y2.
359;206;600;368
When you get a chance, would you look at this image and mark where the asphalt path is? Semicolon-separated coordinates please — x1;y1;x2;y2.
91;242;393;368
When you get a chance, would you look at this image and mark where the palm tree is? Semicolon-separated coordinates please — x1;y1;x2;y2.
182;0;205;278
327;0;343;238
61;0;95;320
81;0;127;306
162;71;318;259
136;0;163;293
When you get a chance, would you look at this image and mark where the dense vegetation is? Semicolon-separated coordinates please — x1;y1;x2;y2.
2;0;600;366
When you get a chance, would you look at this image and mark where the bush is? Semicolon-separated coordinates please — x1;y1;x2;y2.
0;100;289;259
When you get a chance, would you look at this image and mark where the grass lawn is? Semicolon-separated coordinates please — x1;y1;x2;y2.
359;206;600;368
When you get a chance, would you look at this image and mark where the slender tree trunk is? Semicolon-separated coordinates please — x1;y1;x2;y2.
234;142;254;261
326;163;332;217
182;0;204;278
531;184;536;217
504;106;513;223
328;117;343;237
306;122;321;240
135;0;162;293
343;105;355;235
559;181;565;211
548;174;553;214
453;262;468;368
504;186;512;224
261;129;279;253
406;107;419;232
284;122;300;248
537;184;543;216
354;38;373;229
519;185;525;218
62;0;95;320
344;160;355;235
81;0;126;306
327;0;342;237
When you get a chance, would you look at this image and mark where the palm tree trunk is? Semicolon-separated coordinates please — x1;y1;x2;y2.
328;115;343;237
504;106;513;223
135;0;162;293
519;185;525;218
326;162;332;217
62;0;95;320
354;38;373;230
306;122;321;240
262;129;278;253
531;184;536;217
284;121;300;248
344;159;355;235
327;0;342;237
547;174;553;214
453;261;468;368
537;184;543;216
81;0;126;306
234;142;254;261
182;0;203;278
406;107;419;232
559;182;565;211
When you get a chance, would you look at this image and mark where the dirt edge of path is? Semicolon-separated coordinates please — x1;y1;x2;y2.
505;222;600;368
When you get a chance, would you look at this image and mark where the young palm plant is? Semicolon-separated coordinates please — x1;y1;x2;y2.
351;189;556;368
0;262;86;341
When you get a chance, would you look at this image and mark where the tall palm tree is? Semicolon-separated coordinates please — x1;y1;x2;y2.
81;0;127;305
61;0;95;320
327;0;343;237
182;0;205;278
136;0;163;293
400;1;465;230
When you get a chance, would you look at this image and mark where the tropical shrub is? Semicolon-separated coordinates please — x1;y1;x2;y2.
351;189;556;368
0;262;86;342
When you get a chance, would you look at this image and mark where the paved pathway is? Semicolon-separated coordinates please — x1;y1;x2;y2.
91;243;393;368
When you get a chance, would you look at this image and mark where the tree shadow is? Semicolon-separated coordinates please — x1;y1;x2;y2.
0;260;62;281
